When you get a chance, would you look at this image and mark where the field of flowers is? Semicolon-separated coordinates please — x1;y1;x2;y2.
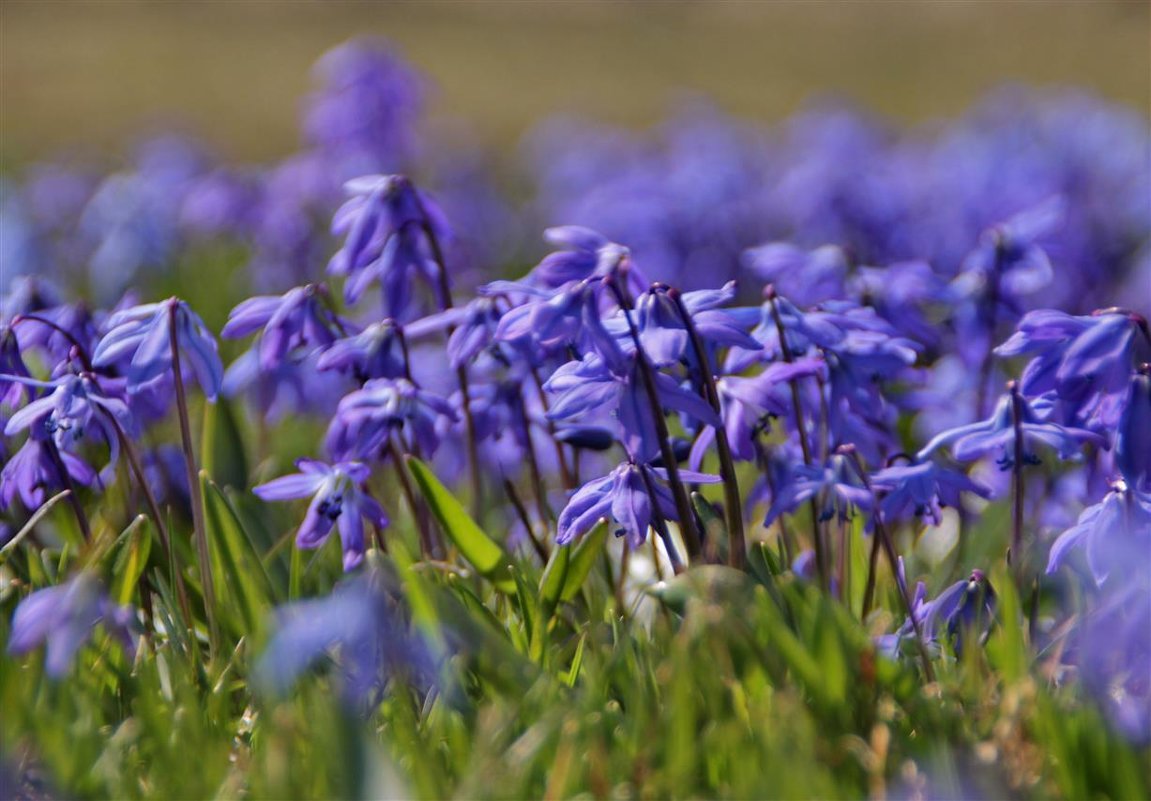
1;39;1149;799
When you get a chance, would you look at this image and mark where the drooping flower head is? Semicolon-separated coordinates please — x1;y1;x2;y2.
325;378;457;461
222;283;345;371
92;297;222;400
7;572;137;678
871;458;990;526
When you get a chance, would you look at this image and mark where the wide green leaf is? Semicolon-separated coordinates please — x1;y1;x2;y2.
406;456;515;593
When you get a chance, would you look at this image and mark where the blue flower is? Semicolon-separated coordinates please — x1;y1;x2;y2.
405;296;507;369
92;297;223;400
315;320;408;381
764;453;872;526
254;458;388;571
871;459;990;526
0;436;96;512
524;226;647;296
222;284;344;371
995;308;1141;429
545;352;719;462
1117;367;1151;492
742;242;848;307
327;175;448;315
630;282;759;368
918;387;1105;468
1046;482;1151;587
256;561;430;708
879;568;996;660
3;372;133;484
7;572;137;678
556;460;719;548
326;378;457;461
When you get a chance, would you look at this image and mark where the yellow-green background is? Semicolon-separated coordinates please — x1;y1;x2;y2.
1;1;1148;162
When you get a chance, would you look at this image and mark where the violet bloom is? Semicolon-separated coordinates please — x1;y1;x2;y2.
995;309;1141;429
254;458;388;571
878;568;996;660
556;460;719;548
327;175;448;315
524;226;647;297
4;372;133;484
545;352;719;462
765;453;872;526
1046;481;1151;586
0;323;31;408
688;357;824;468
1116;368;1151;492
918;389;1105;468
7;572;137;678
1;436;95;512
405;296;507;369
953;199;1061;299
325;378;457;461
629;282;760;368
316;320;408;381
92;297;222;400
257;561;431;708
742;243;848;307
222;284;344;371
871;459;990;526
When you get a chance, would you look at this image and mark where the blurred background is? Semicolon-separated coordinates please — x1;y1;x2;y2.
2;0;1148;162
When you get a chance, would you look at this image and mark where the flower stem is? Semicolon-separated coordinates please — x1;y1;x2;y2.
670;288;746;569
606;277;702;563
841;446;935;681
767;288;828;590
168;301;219;654
1009;381;1026;576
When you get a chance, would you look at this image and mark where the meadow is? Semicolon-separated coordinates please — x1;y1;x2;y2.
1;22;1150;800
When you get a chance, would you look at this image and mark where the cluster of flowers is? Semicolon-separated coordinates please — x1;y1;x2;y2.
1;40;1148;740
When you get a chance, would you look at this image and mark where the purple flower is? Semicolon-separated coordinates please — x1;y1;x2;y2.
871;459;990;526
3;372;132;483
1;436;96;512
954;199;1062;300
556;460;719;548
256;561;431;708
254;458;388;571
545;352;719;462
688;357;824;468
92;297;223;400
325;378;457;461
742;243;848;307
524;226;647;296
1117;367;1151;492
222;284;344;371
764;453;872;525
918;388;1105;468
879;568;996;659
7;572;137;678
0;323;32;408
405;296;508;369
630;282;759;367
995;309;1141;429
327;175;448;315
1047;482;1151;586
316;320;407;380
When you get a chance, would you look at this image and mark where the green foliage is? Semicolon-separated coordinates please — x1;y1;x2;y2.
2;462;1149;801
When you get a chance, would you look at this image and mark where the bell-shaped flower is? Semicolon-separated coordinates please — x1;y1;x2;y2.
628;282;759;367
742;242;848;307
556;460;719;548
0;435;96;512
254;458;388;571
7;572;137;678
871;458;990;526
918;387;1105;468
1046;481;1151;587
524;226;646;297
765;452;872;526
92;297;222;400
878;567;996;660
405;296;507;369
325;378;457;461
222;283;344;371
327;174;448;315
1117;368;1151;492
256;561;432;708
0;322;32;408
316;320;408;381
3;371;133;484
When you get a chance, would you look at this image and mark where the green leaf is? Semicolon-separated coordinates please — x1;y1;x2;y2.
538;538;570;609
111;515;153;606
0;489;72;562
405;456;515;593
558;521;608;603
200;397;248;490
200;472;276;637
